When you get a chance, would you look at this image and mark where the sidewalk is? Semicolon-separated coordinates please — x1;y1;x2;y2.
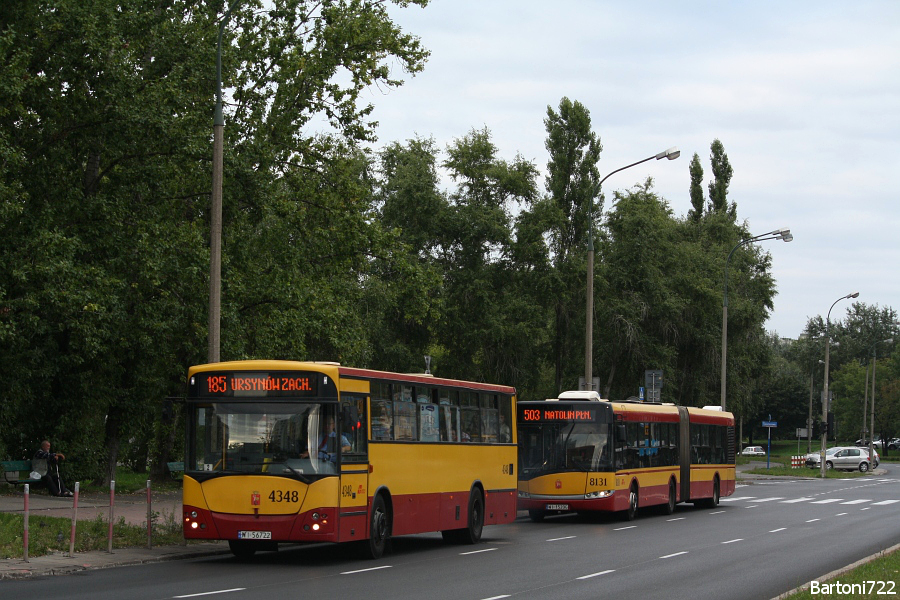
0;487;229;580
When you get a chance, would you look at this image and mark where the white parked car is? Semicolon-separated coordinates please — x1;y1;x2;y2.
806;446;872;472
741;446;766;457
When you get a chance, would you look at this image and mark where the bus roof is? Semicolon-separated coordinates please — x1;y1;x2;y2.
188;360;516;395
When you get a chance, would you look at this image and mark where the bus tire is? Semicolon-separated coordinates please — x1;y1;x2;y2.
528;509;546;522
366;493;391;559
699;477;720;508
228;540;257;559
442;489;484;544
461;488;485;544
622;483;638;521
661;479;676;515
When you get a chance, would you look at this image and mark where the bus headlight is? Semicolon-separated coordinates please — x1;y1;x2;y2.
584;490;613;500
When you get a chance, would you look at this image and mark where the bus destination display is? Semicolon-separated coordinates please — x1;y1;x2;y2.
521;407;596;422
192;371;320;398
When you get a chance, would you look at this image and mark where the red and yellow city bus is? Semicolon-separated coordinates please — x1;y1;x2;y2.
517;391;735;521
183;360;517;558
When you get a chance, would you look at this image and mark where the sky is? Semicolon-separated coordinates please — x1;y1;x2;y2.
361;0;900;340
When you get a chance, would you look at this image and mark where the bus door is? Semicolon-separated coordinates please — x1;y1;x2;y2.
338;396;369;542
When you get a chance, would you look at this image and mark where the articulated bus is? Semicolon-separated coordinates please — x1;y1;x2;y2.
183;360;517;558
517;391;735;521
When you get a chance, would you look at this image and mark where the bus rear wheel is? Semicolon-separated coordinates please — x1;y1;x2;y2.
365;494;391;559
698;477;720;508
442;489;484;544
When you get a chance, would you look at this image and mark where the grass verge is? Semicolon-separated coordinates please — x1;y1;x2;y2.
744;465;869;478
780;546;900;599
0;509;185;559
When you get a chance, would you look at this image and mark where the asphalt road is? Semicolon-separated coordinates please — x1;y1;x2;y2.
6;464;899;600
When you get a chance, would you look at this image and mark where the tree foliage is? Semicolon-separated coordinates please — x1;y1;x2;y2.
4;0;889;474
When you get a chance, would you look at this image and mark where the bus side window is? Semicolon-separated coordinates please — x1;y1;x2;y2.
371;382;393;441
480;393;498;443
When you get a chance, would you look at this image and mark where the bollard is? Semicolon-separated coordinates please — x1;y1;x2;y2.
147;479;152;549
23;483;30;562
69;481;80;557
108;480;116;553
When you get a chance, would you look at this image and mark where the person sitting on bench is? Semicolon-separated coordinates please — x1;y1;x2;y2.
34;439;73;497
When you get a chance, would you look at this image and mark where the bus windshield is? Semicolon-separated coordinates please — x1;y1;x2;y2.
189;402;343;477
519;421;612;476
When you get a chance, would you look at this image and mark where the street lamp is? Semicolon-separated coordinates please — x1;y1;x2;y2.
820;291;860;477
720;228;793;409
208;0;241;364
808;359;824;454
583;147;680;392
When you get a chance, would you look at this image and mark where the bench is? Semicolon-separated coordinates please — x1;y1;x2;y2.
167;461;184;478
1;459;47;487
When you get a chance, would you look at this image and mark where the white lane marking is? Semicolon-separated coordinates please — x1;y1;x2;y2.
840;499;871;504
806;518;820;523
547;536;576;542
710;510;726;515
577;570;615;579
174;590;246;598
341;566;393;575
666;517;685;522
614;525;637;530
461;548;498;555
769;528;786;533
481;596;511;600
752;497;785;503
721;539;743;544
781;497;814;503
835;513;848;516
810;499;844;504
660;551;688;559
872;500;900;505
720;496;755;502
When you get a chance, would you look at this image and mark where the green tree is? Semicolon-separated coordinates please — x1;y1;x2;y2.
707;139;734;216
542;97;602;391
687;152;705;223
435;127;541;390
0;0;432;482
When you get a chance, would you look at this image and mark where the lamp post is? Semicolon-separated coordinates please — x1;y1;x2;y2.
720;228;793;409
808;359;824;454
583;147;680;392
820;291;860;477
869;337;893;467
208;0;241;364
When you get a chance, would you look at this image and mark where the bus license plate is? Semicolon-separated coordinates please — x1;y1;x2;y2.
238;531;272;540
546;504;569;511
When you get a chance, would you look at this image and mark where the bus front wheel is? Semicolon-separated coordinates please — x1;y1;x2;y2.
528;509;546;522
623;484;638;521
228;540;257;559
661;479;676;515
366;494;391;559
